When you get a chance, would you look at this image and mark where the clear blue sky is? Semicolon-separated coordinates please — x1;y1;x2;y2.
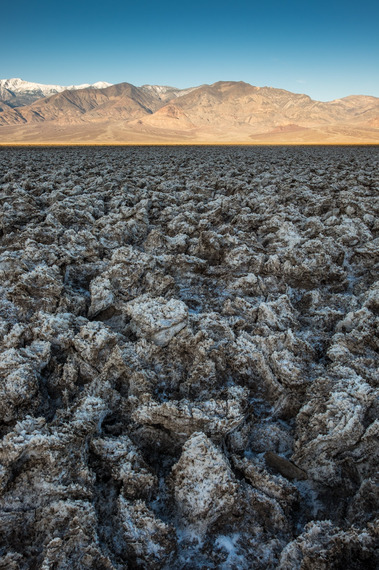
1;0;378;101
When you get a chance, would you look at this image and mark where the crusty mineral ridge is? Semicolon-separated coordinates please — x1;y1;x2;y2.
171;431;239;528
0;146;378;569
126;295;188;346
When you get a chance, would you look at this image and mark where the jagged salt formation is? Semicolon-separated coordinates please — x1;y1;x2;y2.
0;146;378;569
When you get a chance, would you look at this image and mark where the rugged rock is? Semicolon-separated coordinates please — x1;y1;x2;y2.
0;145;378;568
126;295;188;346
171;432;239;528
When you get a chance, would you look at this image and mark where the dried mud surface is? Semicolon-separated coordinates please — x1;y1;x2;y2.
0;145;378;569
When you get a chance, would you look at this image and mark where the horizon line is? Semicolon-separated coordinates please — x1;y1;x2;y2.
2;142;379;147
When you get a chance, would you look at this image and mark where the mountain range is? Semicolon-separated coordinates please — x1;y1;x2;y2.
0;78;378;144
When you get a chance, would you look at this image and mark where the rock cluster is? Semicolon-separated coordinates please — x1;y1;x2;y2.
0;145;378;568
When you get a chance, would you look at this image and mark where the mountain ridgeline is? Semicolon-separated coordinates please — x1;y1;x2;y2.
0;79;378;143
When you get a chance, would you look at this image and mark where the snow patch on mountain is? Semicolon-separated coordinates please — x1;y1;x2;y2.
0;78;114;108
0;78;113;95
140;84;198;99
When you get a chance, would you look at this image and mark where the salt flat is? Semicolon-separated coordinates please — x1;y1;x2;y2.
0;146;378;568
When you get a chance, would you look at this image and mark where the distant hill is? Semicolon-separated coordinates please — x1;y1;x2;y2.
0;78;378;143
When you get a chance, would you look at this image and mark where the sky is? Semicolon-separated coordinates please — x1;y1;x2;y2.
1;0;378;101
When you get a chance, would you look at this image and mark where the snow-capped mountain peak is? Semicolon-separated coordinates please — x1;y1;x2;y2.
90;81;113;89
0;78;113;107
0;78;113;94
140;84;198;101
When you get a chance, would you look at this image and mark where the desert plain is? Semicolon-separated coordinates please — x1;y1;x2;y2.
0;145;378;568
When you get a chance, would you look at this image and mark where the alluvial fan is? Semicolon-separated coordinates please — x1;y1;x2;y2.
0;145;378;569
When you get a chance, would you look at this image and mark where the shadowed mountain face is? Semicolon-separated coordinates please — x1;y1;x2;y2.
0;83;158;125
0;80;378;143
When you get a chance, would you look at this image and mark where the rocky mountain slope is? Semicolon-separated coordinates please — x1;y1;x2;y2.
0;83;161;125
0;80;378;143
0;145;378;568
